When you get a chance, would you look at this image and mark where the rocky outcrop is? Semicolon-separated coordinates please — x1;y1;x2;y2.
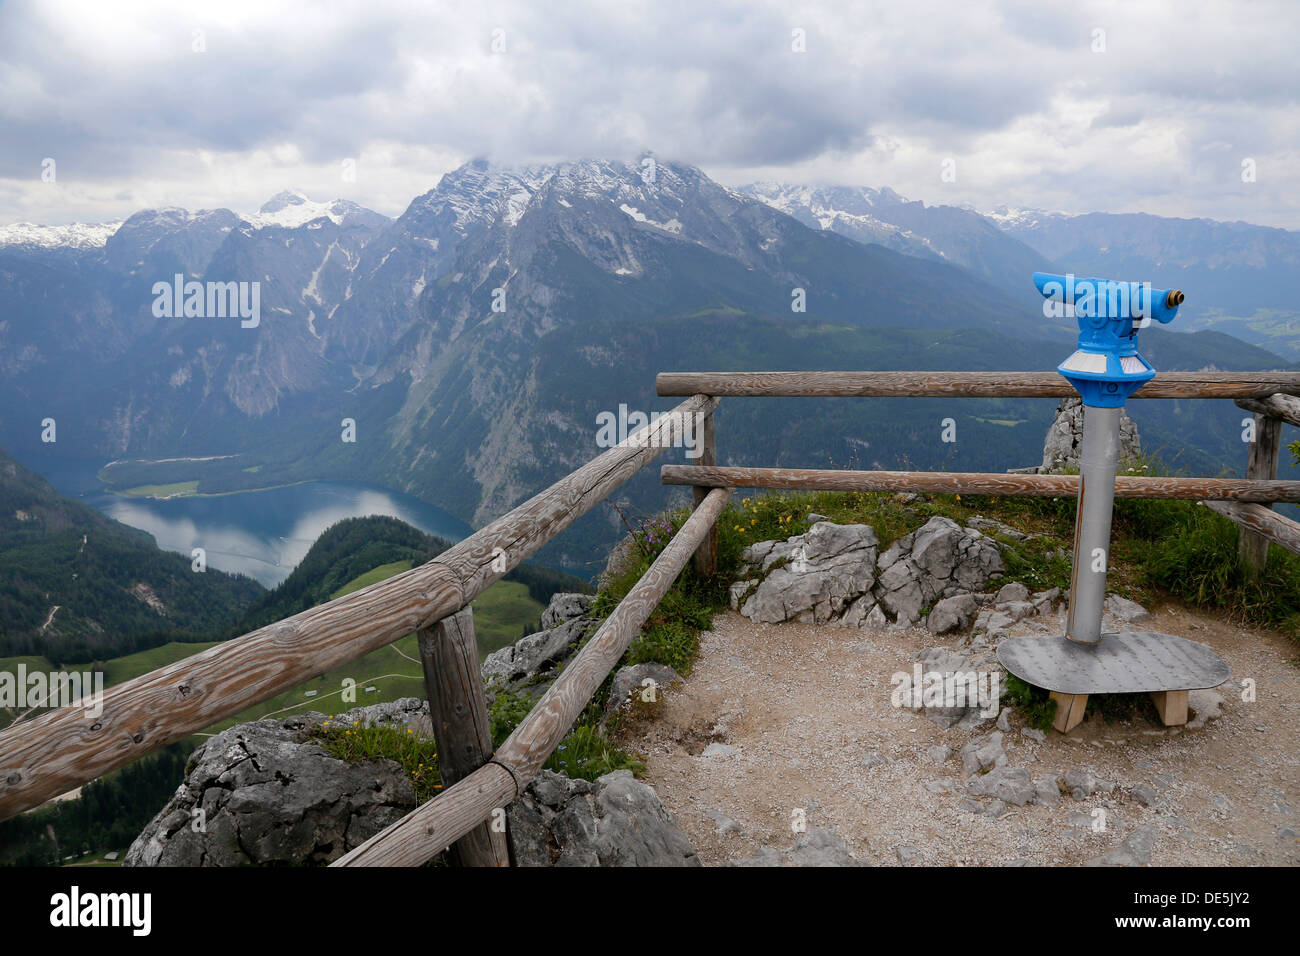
1041;397;1141;473
876;517;1005;624
1085;825;1157;867
125;710;419;867
508;769;699;866
604;662;682;722
730;828;866;867
128;699;699;868
481;592;593;689
736;515;1006;628
737;522;878;625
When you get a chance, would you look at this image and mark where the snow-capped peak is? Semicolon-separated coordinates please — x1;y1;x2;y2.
0;220;124;249
246;191;354;229
983;205;1046;229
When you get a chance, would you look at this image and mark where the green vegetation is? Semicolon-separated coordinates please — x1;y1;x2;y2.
488;689;644;780
120;480;200;498
330;560;414;599
1000;675;1057;734
469;580;547;657
0;743;189;866
311;721;443;802
233;514;585;637
0;446;264;664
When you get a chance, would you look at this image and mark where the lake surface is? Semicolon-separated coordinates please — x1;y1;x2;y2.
38;459;473;588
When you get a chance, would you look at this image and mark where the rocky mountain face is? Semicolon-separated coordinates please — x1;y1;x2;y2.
742;182;1055;304
1;160;1294;569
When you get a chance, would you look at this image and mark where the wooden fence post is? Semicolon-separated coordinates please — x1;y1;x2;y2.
1240;412;1282;576
691;406;717;577
417;607;510;867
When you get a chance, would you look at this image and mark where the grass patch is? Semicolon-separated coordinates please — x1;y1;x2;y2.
329;560;414;599
119;480;200;498
311;721;443;801
1001;674;1058;734
488;689;643;781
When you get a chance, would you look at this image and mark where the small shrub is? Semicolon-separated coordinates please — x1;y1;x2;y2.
1001;674;1057;734
312;720;443;801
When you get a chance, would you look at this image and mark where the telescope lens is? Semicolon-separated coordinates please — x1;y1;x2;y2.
1166;290;1185;308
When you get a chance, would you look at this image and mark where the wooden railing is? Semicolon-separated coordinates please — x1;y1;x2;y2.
0;394;717;822
1;370;1297;868
658;371;1300;577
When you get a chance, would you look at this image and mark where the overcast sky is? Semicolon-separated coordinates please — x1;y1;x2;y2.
2;0;1296;229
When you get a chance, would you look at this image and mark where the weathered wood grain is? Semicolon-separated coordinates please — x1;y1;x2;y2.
494;487;730;782
0;561;462;822
691;411;718;578
418;608;509;866
0;394;718;822
656;371;1300;399
1235;393;1300;429
333;487;731;867
1201;501;1300;557
660;464;1300;502
1237;413;1284;574
332;762;518;868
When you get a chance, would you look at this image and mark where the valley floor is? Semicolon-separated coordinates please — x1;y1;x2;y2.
626;607;1300;866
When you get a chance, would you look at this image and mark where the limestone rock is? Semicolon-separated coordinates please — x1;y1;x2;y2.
509;770;699;866
605;663;682;720
482;591;593;687
994;582;1031;604
1105;594;1150;624
1042;397;1141;473
126;709;420;867
877;517;1005;624
966;765;1036;806
541;592;593;629
731;828;866;867
739;522;878;625
1085;825;1157;867
928;593;980;634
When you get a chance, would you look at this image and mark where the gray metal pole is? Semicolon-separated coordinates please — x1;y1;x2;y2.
1066;404;1121;645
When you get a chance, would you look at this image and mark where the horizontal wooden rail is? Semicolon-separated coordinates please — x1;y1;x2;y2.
661;464;1300;503
333;487;732;866
1235;394;1300;429
656;371;1300;399
1201;501;1300;556
0;394;718;822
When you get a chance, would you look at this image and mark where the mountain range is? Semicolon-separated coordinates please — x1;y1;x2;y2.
1;159;1295;568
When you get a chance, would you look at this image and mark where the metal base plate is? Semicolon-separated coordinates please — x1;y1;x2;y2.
997;631;1230;696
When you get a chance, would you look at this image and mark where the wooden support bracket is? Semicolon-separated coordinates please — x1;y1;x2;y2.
1149;690;1190;727
418;607;510;867
1050;692;1089;733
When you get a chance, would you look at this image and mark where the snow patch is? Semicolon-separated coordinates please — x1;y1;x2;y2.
0;220;123;249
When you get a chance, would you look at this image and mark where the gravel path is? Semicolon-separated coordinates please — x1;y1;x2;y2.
624;605;1300;866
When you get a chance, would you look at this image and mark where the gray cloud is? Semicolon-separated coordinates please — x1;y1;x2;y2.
0;0;1296;227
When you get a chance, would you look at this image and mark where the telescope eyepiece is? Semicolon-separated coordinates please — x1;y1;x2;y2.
1166;289;1185;308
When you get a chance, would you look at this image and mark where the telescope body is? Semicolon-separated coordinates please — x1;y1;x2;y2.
1033;272;1182;408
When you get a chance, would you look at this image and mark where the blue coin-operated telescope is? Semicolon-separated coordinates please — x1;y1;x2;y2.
997;273;1229;733
1032;272;1184;407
